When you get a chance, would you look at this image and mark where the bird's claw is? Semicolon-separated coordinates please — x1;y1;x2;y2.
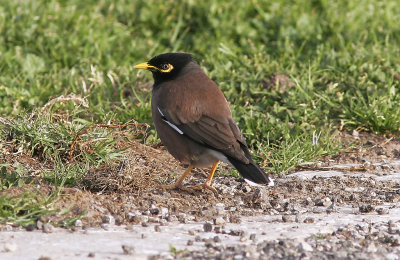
191;183;218;196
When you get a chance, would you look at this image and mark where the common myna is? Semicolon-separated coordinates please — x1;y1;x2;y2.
135;53;274;194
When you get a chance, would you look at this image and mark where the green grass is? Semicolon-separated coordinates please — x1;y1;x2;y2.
1;0;400;225
0;188;58;227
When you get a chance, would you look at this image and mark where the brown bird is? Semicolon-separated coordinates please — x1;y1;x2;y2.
135;53;274;194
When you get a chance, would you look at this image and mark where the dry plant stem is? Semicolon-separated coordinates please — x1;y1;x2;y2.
68;122;149;161
41;94;89;112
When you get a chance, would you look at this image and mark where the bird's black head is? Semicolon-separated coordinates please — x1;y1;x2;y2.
135;53;196;85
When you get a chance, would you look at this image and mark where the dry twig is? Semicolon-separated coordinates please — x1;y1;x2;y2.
41;94;89;112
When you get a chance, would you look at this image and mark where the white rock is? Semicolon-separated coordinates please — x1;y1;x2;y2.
160;207;169;217
4;243;18;252
367;243;377;253
214;217;226;225
298;241;313;252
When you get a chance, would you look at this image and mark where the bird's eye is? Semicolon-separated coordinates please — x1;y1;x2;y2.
159;63;174;72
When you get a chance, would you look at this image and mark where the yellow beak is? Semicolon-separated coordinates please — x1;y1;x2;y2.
134;62;157;70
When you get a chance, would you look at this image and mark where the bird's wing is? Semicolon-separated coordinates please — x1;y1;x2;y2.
157;71;249;162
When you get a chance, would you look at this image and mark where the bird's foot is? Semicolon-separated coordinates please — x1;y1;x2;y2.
191;183;218;196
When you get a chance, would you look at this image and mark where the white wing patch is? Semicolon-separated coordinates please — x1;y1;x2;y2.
158;107;184;135
157;107;165;117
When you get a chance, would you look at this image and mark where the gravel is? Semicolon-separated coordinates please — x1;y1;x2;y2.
1;159;400;259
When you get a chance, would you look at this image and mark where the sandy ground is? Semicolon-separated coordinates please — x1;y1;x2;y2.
1;132;400;259
1;164;400;259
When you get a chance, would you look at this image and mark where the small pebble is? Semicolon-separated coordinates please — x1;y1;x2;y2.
298;241;313;252
0;224;13;231
214;217;226;225
38;257;51;260
376;208;389;215
359;204;374;213
303;217;314;223
141;222;149;227
115;215;123;226
322;197;332;207
37;220;44;230
195;235;201;242
149;207;160;215
230;216;241;224
100;223;109;230
215;203;225;209
204;238;214;248
187;240;194;246
349;194;359;201
213;236;221;243
39;215;50;223
214;226;222;233
178;213;188;223
295;213;303;223
4;243;18;252
148;217;160;223
127;212;136;222
137;215;149;223
141;234;146;239
367;243;377;253
88;252;95;257
25;224;36;231
203;222;213;232
102;215;115;225
282;215;295;222
74;219;83;228
230;229;245;236
243;185;252;193
154;225;161;232
250;233;256;242
43;223;54;233
160;207;169;217
121;245;135;255
188;229;196;236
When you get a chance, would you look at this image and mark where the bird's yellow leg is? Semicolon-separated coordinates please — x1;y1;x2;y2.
192;162;219;195
162;165;194;191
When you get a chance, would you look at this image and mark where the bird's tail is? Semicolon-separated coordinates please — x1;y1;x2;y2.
227;155;274;186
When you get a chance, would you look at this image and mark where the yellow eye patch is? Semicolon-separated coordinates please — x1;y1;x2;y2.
159;63;174;73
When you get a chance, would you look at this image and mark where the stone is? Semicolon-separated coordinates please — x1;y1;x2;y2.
74;219;83;227
43;223;54;233
122;245;135;255
214;217;226;225
154;225;161;232
4;243;18;252
25;224;36;231
102;215;115;225
203;222;213;232
298;241;313;252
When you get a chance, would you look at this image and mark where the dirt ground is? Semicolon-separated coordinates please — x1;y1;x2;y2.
1;131;400;259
